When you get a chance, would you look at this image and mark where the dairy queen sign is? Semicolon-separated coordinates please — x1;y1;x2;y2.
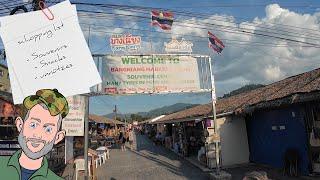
110;33;141;53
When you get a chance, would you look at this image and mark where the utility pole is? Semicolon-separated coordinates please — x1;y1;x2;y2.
114;105;118;133
87;25;91;48
208;56;220;175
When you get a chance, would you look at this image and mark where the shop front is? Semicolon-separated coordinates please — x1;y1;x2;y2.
0;94;24;156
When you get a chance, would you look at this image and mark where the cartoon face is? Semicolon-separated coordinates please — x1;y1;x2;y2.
21;104;60;153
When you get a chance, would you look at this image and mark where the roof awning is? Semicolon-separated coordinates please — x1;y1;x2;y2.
89;114;125;125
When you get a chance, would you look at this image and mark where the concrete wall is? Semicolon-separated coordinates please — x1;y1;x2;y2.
220;115;250;166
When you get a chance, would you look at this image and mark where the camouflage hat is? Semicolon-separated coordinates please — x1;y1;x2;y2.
23;89;69;118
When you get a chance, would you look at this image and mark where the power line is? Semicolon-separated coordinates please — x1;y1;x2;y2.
6;1;320;43
168;3;320;8
79;27;320;49
79;22;319;48
77;9;320;48
80;7;320;42
72;2;320;33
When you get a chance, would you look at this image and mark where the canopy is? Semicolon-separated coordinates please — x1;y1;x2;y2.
89;114;125;125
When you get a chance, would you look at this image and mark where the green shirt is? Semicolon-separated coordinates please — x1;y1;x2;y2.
0;150;63;180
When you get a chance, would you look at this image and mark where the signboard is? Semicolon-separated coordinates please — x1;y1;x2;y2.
110;34;141;53
101;55;201;94
62;95;85;136
164;38;193;53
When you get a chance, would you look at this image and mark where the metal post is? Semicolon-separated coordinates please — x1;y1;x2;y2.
87;25;91;47
84;24;91;180
208;56;220;174
83;95;89;180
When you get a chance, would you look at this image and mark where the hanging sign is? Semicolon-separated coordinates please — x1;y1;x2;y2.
164;38;193;53
110;34;141;53
62;95;85;136
101;55;201;94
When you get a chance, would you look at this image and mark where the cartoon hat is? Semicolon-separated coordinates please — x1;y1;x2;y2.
23;89;69;118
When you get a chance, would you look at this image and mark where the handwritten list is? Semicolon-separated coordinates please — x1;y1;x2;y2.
0;1;101;104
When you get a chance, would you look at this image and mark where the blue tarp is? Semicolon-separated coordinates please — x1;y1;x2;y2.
247;106;309;175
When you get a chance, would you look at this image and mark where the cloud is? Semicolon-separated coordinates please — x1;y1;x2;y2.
170;4;320;96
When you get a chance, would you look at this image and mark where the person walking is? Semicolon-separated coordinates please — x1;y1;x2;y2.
129;129;134;150
118;132;126;151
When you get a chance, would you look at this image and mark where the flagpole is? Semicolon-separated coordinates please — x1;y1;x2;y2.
208;54;221;175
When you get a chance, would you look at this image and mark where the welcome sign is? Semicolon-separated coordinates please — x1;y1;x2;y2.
101;55;201;94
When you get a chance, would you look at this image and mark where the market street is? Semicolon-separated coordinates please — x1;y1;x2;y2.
95;134;209;180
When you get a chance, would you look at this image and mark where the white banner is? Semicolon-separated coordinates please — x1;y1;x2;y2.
101;55;201;94
62;95;85;136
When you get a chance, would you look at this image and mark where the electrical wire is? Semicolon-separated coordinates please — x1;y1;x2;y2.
79;22;319;48
71;2;320;33
77;9;320;48
76;7;320;43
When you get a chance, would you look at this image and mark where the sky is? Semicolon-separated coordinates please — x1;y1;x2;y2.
1;0;320;115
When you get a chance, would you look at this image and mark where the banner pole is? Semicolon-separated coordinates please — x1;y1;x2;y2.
208;56;220;174
83;95;89;180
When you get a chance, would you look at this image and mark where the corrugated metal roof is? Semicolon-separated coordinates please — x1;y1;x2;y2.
158;67;320;123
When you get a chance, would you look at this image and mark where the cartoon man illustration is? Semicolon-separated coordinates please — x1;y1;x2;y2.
0;89;69;180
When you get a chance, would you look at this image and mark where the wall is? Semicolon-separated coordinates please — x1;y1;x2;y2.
0;65;10;92
220;116;250;166
247;106;309;175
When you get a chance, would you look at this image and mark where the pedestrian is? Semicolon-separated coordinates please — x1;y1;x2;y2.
129;129;134;150
119;132;126;151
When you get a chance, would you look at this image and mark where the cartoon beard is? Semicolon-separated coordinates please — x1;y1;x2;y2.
18;130;55;160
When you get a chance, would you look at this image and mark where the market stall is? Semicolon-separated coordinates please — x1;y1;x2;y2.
0;91;24;156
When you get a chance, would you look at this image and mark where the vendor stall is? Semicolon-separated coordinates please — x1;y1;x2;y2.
0;91;24;156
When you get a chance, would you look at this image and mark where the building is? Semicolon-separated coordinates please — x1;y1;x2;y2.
0;64;10;93
0;91;25;156
154;67;320;175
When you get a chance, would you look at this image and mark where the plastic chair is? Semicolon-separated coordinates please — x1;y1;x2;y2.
74;158;91;180
94;158;100;168
105;149;110;159
98;153;105;164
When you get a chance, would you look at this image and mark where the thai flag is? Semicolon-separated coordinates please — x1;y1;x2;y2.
151;10;174;30
208;31;225;53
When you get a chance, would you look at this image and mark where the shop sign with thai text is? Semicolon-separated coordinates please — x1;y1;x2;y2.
110;34;141;52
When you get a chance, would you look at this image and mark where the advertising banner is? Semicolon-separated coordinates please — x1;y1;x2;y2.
101;55;201;94
62;95;85;136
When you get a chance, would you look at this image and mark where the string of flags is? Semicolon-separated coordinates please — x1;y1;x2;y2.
151;9;225;54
